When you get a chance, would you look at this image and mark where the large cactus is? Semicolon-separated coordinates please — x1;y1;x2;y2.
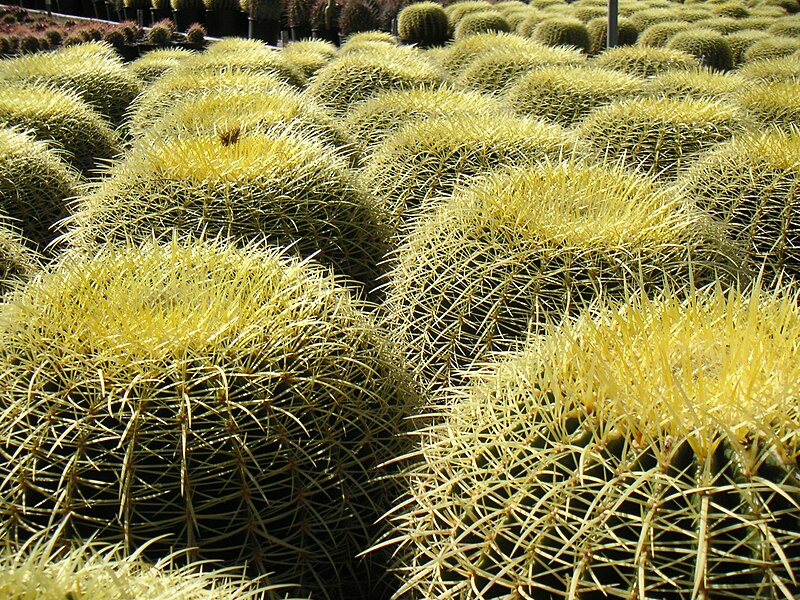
0;238;420;599
381;158;743;388
377;283;800;599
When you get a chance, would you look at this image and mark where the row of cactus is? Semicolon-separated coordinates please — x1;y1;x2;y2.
1;17;800;600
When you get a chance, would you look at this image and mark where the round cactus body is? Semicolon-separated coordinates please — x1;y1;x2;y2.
168;46;308;88
505;64;646;126
445;1;494;30
679;126;800;280
397;2;450;47
280;40;337;79
628;6;681;31
453;11;512;40
665;28;734;71
342;85;511;152
303;48;444;116
139;85;356;163
382;159;742;388
378;284;800;599
0;535;283;600
637;20;692;47
725;30;771;66
593;44;701;77
743;35;800;62
61;130;389;293
0;43;142;126
0;127;79;252
585;16;638;54
693;16;749;34
456;45;582;94
642;66;743;99
531;17;591;52
125;71;292;138
434;31;556;76
125;47;196;85
735;55;800;83
339;32;400;55
736;79;800;130
0;82;119;176
578;95;749;179
0;238;419;598
362;114;582;230
767;18;800;37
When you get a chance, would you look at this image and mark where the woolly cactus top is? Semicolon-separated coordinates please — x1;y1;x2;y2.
523;285;800;449
422;159;724;252
1;240;360;363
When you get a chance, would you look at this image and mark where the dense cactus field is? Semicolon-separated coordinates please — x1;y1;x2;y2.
0;0;799;597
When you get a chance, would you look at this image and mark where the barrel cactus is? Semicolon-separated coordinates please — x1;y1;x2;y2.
642;66;743;99
342;85;510;152
531;17;591;52
167;45;307;88
0;127;79;252
735;55;800;83
125;70;292;139
62;129;388;293
725;30;771;66
303;47;444;116
455;45;579;94
397;1;450;48
585;16;638;53
381;158;742;388
0;238;419;599
593;44;701;77
433;31;562;76
138;85;356;163
693;16;748;34
736;79;800;130
0;82;119;176
362;114;581;230
666;28;734;71
280;39;337;79
637;20;692;47
125;47;197;85
0;533;287;600
505;64;646;126
742;36;800;62
0;42;142;126
453;11;512;40
678;126;800;281
578;95;749;179
376;283;800;599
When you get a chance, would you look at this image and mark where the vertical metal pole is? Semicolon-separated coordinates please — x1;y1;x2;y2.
607;0;618;48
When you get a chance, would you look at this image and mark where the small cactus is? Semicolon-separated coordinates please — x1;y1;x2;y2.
397;1;449;48
146;22;174;45
665;27;734;71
